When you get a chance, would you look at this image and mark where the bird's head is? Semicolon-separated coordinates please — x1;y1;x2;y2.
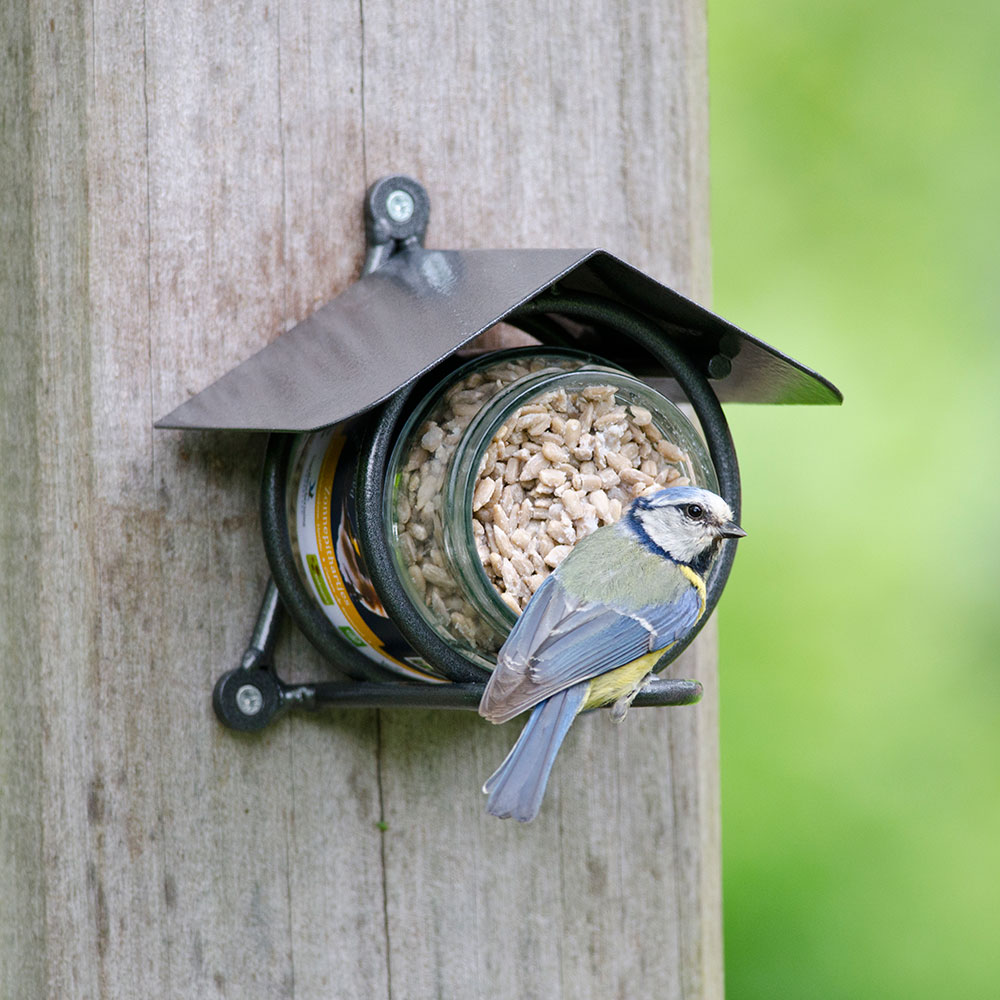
624;486;745;569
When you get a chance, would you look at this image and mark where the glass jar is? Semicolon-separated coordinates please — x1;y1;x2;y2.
382;348;719;671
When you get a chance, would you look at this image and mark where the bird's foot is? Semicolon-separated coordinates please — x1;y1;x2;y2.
609;672;653;724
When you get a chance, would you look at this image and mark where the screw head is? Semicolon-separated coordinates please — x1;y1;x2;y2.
385;189;415;223
235;683;264;717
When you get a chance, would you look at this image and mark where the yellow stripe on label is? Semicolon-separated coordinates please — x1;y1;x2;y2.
313;435;396;657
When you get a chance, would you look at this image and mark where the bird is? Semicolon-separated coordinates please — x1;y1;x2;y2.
478;485;745;822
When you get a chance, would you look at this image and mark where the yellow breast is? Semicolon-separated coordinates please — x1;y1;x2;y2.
582;649;665;712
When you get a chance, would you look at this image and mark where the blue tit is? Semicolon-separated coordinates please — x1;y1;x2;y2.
479;485;745;822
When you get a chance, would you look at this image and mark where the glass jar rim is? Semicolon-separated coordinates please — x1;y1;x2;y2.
446;363;720;643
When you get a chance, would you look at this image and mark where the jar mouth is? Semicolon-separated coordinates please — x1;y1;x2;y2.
447;366;720;643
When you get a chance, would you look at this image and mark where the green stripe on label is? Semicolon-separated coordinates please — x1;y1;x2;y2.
306;553;334;605
338;626;365;648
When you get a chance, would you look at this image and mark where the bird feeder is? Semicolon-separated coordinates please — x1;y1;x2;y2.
155;175;841;731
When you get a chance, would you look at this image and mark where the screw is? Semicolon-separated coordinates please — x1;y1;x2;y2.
235;683;264;716
385;189;415;224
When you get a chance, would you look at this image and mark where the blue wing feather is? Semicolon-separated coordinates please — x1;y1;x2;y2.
480;568;704;723
504;573;577;653
526;585;703;690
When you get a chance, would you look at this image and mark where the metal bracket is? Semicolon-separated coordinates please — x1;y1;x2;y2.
212;176;705;731
213;578;702;730
362;175;431;275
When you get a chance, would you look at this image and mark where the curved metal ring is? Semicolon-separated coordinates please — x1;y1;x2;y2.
262;293;741;685
354;291;741;683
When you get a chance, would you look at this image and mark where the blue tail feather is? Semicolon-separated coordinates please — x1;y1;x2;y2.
483;682;588;822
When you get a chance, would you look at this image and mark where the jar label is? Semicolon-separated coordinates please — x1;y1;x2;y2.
293;427;444;682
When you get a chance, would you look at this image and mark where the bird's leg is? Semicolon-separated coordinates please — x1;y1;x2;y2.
610;671;654;724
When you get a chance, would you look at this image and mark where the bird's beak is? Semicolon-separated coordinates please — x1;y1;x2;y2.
718;521;746;539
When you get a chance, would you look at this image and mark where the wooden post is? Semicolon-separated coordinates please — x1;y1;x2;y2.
1;1;721;996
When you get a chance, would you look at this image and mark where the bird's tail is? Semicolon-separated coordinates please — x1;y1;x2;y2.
483;681;589;822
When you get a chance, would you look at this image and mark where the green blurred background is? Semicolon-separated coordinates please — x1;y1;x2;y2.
708;1;1000;996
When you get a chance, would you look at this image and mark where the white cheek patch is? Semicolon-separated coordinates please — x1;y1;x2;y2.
640;508;713;564
640;511;691;563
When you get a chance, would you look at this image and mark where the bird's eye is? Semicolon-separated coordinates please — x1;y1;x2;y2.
686;503;704;520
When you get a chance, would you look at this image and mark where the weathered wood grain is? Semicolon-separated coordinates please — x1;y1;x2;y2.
0;4;46;997
1;0;720;997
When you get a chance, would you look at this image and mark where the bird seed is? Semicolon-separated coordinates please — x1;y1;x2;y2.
393;355;694;654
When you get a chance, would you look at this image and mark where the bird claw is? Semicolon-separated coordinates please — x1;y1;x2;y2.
610;671;657;723
610;698;631;724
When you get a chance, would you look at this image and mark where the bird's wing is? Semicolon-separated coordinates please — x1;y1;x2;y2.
525;584;703;689
478;574;574;719
479;571;703;723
